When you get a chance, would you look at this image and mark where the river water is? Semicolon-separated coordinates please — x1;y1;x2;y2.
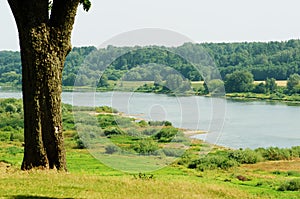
1;91;299;149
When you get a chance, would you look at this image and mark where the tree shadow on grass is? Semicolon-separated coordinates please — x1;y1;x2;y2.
8;196;76;199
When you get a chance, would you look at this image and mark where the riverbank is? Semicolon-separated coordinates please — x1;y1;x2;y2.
3;82;300;105
225;92;300;104
2;91;300;149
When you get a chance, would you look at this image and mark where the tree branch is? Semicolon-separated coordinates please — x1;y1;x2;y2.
49;0;80;28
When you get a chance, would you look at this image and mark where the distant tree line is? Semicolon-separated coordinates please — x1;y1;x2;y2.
1;39;300;89
196;70;300;96
202;40;300;80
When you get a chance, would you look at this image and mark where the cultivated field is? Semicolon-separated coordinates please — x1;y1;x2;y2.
254;80;287;87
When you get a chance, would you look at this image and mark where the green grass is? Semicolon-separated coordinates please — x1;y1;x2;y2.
1;141;300;199
0;170;261;199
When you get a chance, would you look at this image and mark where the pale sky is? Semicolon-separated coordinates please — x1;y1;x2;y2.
1;0;300;51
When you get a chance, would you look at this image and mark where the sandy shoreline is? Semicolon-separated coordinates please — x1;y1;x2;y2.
181;129;207;137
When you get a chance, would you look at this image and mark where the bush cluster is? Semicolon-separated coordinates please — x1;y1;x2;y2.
183;146;300;171
152;127;181;142
188;155;239;171
255;146;300;160
228;148;263;164
95;106;118;113
278;179;300;191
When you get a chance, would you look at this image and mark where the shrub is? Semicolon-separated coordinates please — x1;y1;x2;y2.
137;120;148;127
0;131;10;141
290;146;300;158
9;131;24;142
6;146;23;156
98;114;135;129
228;148;263;164
164;121;172;126
74;112;98;126
142;128;159;136
126;128;141;137
105;144;120;154
5;104;17;113
272;170;282;175
104;127;124;136
253;83;266;94
0;112;23;129
0;98;22;114
74;130;99;149
95;106;118;113
161;148;184;157
257;147;292;161
62;103;73;112
177;151;196;166
153;127;179;142
171;134;190;144
133;139;159;155
97;115;117;128
148;121;172;126
188;155;239;171
278;179;300;191
1;126;14;132
63;113;76;130
115;117;136;128
75;136;87;149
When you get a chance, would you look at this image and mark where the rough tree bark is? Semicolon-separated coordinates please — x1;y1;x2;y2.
7;0;82;171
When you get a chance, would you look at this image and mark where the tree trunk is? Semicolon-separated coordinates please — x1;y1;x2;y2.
8;0;81;171
20;24;69;170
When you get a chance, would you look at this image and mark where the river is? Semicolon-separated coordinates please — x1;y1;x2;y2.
1;91;299;149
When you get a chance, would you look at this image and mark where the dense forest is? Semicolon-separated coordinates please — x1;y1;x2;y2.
1;39;300;88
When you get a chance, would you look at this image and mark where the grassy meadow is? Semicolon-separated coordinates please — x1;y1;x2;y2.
1;142;300;199
0;98;300;198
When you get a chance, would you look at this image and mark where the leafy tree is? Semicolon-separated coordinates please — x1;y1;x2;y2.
123;71;142;81
0;71;21;85
154;74;163;86
164;74;191;93
202;82;209;95
225;71;254;93
63;73;76;86
165;74;184;91
253;82;266;94
287;73;300;94
97;74;109;87
265;78;277;93
178;80;192;93
207;79;225;95
7;0;91;171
